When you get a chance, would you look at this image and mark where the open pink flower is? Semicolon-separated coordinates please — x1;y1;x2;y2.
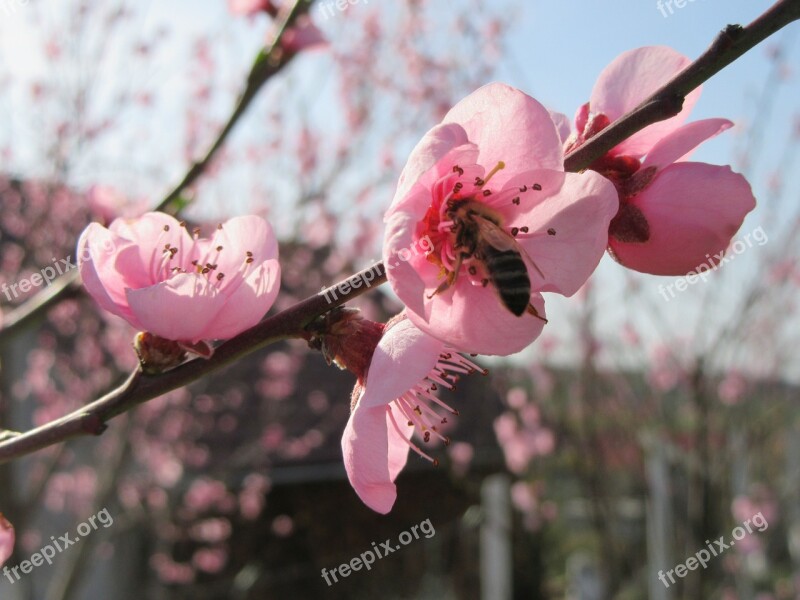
384;83;618;356
567;46;756;275
0;514;13;567
342;314;485;514
78;212;281;343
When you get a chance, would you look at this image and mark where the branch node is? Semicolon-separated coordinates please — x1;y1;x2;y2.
81;414;108;436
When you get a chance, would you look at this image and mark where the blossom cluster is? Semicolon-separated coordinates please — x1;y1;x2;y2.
72;45;754;515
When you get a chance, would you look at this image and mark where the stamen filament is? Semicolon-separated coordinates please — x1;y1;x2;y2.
387;405;436;464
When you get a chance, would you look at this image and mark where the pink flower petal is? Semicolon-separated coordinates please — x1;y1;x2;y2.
390;123;473;215
383;212;429;318
549;109;572;145
111;212;195;286
201;259;281;340
497;170;618;296
192;216;278;277
359;318;444;409
341;403;411;514
227;0;271;16
591;46;702;156
0;514;13;567
77;224;144;328
127;273;225;343
443;82;563;186
643;118;733;171
609;163;756;275
573;102;590;139
406;286;547;356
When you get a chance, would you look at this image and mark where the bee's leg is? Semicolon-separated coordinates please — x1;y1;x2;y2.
427;253;464;299
526;303;548;323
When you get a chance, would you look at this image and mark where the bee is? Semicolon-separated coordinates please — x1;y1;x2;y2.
429;199;547;321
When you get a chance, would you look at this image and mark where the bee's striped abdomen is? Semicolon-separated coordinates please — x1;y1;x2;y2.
483;248;530;316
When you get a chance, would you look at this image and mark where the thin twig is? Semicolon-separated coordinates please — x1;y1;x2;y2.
563;0;800;171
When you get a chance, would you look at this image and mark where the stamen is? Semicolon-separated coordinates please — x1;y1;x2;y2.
387;406;437;465
427;371;456;390
448;354;488;375
482;161;505;185
415;387;460;415
397;396;450;445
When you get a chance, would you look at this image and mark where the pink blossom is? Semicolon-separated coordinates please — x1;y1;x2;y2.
280;15;327;54
493;409;555;475
384;83;618;355
341;314;486;513
0;514;13;567
567;46;756;275
78;212;281;343
192;547;227;574
227;0;274;16
86;185;148;225
447;441;474;477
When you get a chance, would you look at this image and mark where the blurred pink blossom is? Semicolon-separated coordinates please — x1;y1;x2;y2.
0;514;14;567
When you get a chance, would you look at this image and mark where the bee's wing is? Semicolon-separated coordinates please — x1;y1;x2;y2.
473;216;545;279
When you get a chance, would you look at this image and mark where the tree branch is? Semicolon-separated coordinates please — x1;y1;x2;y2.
1;0;797;464
563;0;800;171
